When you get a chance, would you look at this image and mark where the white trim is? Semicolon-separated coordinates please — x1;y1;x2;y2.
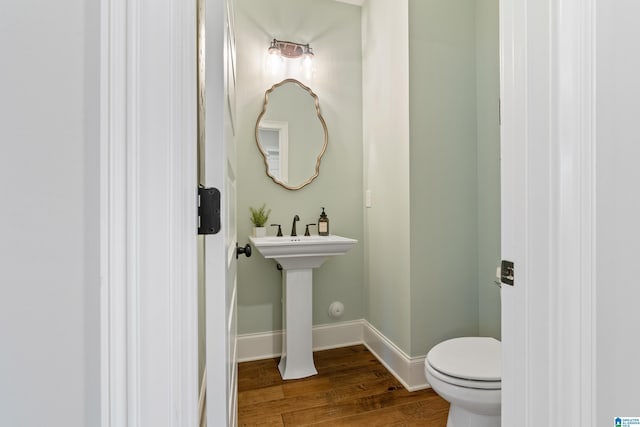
237;330;282;362
101;0;198;425
313;320;365;351
258;120;289;182
204;0;237;424
551;0;596;423
362;321;428;392
499;0;530;422
100;0;138;424
228;284;238;427
237;319;363;362
198;368;207;427
229;369;237;427
237;320;429;392
168;0;199;424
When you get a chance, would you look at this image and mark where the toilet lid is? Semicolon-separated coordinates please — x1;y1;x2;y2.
427;337;501;381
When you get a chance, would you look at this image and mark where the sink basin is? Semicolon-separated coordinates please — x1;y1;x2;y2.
249;234;357;380
249;234;357;269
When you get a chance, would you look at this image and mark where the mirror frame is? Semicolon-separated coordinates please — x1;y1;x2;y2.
255;78;328;191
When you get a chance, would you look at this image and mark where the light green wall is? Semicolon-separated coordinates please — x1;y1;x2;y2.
235;0;364;334
475;0;501;338
362;0;412;353
235;0;500;354
408;0;480;356
362;0;500;357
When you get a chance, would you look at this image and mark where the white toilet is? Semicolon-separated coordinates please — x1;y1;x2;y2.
424;337;501;427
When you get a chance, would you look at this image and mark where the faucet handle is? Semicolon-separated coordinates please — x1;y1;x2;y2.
304;224;316;236
270;224;283;237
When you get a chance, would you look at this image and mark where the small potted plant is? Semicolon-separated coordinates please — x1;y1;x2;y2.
249;203;271;237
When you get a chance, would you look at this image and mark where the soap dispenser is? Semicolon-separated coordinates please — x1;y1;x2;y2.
318;207;329;236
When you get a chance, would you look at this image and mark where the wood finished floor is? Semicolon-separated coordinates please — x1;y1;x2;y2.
238;345;449;426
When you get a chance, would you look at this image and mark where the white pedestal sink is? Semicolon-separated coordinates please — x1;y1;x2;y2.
249;235;357;379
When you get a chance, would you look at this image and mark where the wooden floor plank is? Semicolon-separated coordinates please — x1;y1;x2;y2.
306;392;449;426
281;386;434;425
239;375;400;421
238;413;284;427
238;384;285;406
238;358;283;392
238;345;449;426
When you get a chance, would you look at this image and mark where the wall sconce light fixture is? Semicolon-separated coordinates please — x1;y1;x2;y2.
266;38;314;77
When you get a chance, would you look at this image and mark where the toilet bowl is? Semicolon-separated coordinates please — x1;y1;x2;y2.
424;337;501;427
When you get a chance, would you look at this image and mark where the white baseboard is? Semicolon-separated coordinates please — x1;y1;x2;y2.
312;320;365;351
237;319;364;362
362;321;429;392
236;319;429;392
237;330;282;362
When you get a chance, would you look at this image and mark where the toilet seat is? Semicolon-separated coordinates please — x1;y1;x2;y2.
427;337;501;390
426;362;501;390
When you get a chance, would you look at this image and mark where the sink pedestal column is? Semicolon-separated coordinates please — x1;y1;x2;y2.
278;268;317;379
248;235;358;380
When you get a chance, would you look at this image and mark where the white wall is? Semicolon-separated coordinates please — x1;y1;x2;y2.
596;0;640;422
0;1;100;426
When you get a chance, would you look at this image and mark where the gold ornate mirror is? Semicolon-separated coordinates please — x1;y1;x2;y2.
255;79;328;190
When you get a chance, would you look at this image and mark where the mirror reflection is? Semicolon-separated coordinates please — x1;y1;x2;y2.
255;79;328;190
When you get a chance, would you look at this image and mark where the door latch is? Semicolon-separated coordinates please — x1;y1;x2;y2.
500;260;514;286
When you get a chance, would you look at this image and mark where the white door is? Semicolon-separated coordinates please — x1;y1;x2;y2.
500;0;596;424
203;0;239;425
499;1;531;421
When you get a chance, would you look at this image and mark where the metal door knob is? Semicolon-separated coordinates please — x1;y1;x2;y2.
236;243;252;259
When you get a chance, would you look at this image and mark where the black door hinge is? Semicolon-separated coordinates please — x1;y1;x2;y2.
198;186;221;235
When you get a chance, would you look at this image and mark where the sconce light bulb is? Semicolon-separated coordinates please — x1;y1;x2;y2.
302;53;313;68
268;46;281;57
268;39;281;56
301;53;314;79
266;52;283;75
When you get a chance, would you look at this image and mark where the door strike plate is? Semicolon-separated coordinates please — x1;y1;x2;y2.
501;260;515;286
198;186;221;235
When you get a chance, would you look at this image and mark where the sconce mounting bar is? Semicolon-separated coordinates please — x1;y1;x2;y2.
269;38;313;59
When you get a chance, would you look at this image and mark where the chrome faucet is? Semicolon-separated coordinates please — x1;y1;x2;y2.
290;214;300;236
